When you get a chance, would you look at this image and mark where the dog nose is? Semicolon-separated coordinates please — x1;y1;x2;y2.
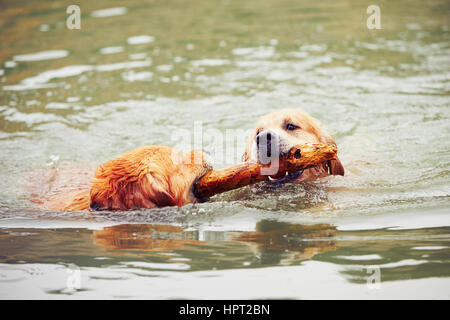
256;130;274;146
256;130;279;162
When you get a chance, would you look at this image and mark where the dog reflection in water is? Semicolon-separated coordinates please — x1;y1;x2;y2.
92;220;337;266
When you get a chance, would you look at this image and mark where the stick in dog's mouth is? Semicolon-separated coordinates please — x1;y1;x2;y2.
268;144;338;183
193;143;338;198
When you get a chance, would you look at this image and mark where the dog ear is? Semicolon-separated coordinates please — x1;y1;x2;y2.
327;157;345;176
319;131;344;176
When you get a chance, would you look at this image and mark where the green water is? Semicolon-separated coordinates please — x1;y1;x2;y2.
0;0;449;299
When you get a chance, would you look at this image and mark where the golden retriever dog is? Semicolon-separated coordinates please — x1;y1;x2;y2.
43;146;212;211
37;109;341;211
243;108;344;182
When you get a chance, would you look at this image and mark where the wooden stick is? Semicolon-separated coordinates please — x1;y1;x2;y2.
193;143;338;199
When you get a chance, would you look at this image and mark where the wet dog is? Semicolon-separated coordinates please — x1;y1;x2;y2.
243;108;344;182
40;109;341;211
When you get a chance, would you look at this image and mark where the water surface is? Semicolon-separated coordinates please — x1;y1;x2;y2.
0;0;449;299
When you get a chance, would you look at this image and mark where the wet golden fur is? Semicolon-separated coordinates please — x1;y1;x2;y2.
44;146;212;211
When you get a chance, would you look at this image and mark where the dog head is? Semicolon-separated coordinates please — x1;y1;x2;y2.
243;108;344;182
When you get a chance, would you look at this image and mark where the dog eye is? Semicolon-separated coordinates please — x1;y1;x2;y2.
285;123;300;131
